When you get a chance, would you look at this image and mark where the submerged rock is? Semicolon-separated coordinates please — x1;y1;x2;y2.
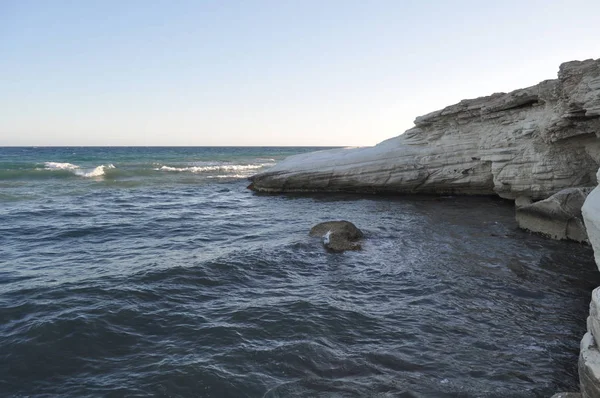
250;58;600;200
309;221;363;252
516;187;593;242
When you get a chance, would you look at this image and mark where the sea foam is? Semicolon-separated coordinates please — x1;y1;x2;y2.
44;162;79;170
157;163;274;173
44;162;115;178
75;164;115;178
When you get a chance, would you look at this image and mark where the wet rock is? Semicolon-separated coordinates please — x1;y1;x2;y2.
516;187;593;242
309;221;363;252
550;393;582;398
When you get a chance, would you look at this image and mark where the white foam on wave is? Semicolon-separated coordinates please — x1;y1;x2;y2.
156;163;275;173
44;162;79;170
206;174;250;179
75;164;115;178
43;162;115;178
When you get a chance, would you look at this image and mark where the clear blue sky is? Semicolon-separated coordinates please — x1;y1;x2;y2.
1;0;599;146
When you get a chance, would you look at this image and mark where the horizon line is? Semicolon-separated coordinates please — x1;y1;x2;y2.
0;145;355;148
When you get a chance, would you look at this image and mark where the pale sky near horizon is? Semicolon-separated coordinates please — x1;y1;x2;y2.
1;1;599;147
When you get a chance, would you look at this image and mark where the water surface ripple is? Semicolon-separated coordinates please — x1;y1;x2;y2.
1;147;599;397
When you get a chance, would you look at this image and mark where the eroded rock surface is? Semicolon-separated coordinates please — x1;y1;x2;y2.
251;59;600;200
580;332;600;398
309;221;363;252
584;176;600;268
579;174;600;397
516;187;593;242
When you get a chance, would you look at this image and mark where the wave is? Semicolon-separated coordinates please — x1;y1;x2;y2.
75;164;115;178
0;160;273;181
43;162;115;178
44;162;79;170
207;174;250;179
156;163;274;173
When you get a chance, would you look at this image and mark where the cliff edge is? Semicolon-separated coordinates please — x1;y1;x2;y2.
250;59;600;201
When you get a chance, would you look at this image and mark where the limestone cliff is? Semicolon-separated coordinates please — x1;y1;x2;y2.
516;187;593;243
579;172;600;397
250;59;600;200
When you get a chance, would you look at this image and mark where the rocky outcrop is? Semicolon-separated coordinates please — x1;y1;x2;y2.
579;331;600;398
516;187;593;242
309;221;363;252
584;177;600;267
579;172;600;397
250;59;600;200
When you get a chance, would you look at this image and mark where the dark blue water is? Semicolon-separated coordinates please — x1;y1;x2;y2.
1;147;598;397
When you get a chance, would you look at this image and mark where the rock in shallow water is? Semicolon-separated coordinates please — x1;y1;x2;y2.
250;58;600;200
309;221;363;252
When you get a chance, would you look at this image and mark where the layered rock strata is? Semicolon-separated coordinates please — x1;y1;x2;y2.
516;187;593;242
250;59;600;200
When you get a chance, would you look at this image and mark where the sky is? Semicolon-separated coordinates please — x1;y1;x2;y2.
1;0;599;146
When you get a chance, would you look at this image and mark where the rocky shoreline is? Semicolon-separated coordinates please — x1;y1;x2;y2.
250;58;600;397
580;177;600;397
250;59;600;202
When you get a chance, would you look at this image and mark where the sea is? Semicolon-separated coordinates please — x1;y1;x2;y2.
1;146;599;397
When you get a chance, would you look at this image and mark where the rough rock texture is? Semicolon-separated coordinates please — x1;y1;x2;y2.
579;175;600;397
309;221;363;252
516;187;593;242
584;176;600;268
551;393;582;398
580;332;600;398
250;59;600;200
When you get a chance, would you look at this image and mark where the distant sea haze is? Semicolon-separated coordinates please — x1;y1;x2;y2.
0;146;598;397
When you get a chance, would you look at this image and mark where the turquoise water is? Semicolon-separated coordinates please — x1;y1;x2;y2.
0;146;323;182
1;146;599;397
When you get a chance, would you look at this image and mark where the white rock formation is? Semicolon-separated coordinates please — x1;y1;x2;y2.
251;59;600;200
579;331;600;397
516;187;593;242
551;394;582;398
579;170;600;397
584;176;600;267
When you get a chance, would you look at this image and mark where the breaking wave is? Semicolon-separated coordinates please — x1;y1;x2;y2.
75;164;115;178
2;157;276;182
156;162;274;174
44;162;115;178
44;162;79;170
